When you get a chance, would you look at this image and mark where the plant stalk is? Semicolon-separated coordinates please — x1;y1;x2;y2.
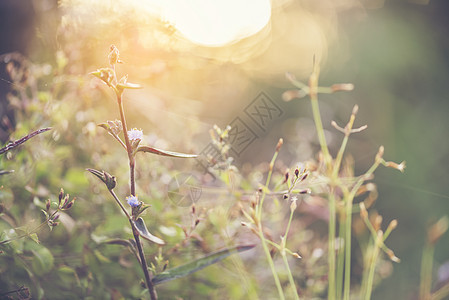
328;190;337;300
117;93;136;196
308;64;335;300
420;243;434;300
116;92;157;300
258;228;285;300
365;234;381;300
256;140;285;300
343;162;381;300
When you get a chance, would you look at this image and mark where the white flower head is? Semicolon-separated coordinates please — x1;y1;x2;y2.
128;128;143;141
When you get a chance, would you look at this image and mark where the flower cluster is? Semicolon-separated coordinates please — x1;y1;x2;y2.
128;128;143;141
126;195;140;208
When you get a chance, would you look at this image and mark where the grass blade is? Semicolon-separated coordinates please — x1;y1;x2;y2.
152;244;255;285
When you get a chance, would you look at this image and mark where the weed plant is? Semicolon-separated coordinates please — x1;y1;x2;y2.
1;45;449;300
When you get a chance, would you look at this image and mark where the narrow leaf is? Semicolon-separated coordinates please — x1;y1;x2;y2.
102;238;136;249
117;82;142;89
101;239;139;260
86;168;104;181
152;244;255;285
133;217;165;245
137;146;197;158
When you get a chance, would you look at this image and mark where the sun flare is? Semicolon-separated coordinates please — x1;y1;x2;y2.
156;0;271;47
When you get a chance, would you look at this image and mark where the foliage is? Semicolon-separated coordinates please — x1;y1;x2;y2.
1;16;449;300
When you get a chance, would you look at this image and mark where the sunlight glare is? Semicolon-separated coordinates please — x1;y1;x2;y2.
157;0;271;47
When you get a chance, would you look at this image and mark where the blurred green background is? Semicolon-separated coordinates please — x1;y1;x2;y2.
1;0;449;298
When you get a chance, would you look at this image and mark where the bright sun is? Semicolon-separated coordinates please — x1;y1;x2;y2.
155;0;271;47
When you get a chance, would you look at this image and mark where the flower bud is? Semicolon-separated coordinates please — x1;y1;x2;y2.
386;249;400;263
276;138;283;152
108;45;120;66
387;219;398;232
58;188;64;203
330;83;355;93
385;161;406;173
298;189;311;194
65;200;74;210
376;146;385;162
282;89;307;101
300;173;308;181
359;202;368;219
103;171;117;190
283;171;289;184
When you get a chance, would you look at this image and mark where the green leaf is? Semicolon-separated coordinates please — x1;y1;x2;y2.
31;246;54;276
152;244;255;285
29;233;40;244
137;146;197;158
133;217;165;245
57;265;81;288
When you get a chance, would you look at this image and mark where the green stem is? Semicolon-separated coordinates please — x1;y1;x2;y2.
310;96;331;167
258;228;285;300
343;191;353;300
110;131;127;150
256;149;279;221
256;140;285;300
343;161;381;300
332;111;356;179
336;208;345;300
281;254;300;300
108;189;132;219
0;210;58;245
420;243;435;300
365;235;381;300
116;93;136;196
281;207;300;300
431;283;449;300
307;65;336;300
328;191;337;300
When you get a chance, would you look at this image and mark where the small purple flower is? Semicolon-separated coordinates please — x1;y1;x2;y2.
128;128;143;141
126;195;140;208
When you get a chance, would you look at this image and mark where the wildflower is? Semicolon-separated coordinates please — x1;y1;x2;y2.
126;195;140;208
128;128;143;141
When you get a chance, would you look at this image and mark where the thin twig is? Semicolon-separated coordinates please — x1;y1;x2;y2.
0;127;51;155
